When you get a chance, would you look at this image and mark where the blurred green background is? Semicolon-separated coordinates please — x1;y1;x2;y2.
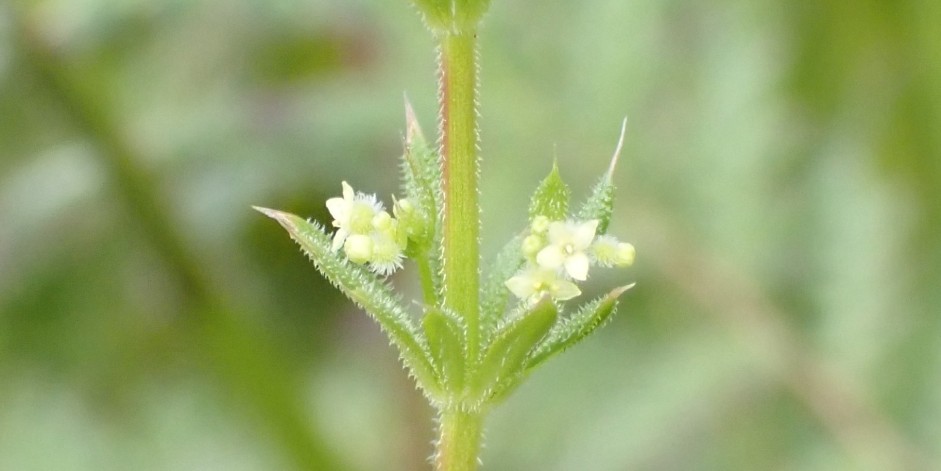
1;0;939;469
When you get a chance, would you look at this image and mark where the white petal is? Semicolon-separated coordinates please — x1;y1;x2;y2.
536;245;565;270
326;197;349;222
331;228;348;251
546;221;568;244
505;274;535;299
573;220;599;249
552;280;581;301
341;181;354;200
565;253;590;281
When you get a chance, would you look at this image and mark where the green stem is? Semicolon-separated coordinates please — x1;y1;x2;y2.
440;30;481;367
435;409;485;471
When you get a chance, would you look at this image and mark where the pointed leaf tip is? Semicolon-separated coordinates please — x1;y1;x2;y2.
252;206;298;232
252;205;276;217
610;283;636;299
404;95;425;146
529;160;571;222
606;118;628;181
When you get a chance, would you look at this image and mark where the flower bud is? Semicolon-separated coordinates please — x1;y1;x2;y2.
522;234;544;258
615;242;635;267
344;234;373;264
531;215;550;234
372;211;394;232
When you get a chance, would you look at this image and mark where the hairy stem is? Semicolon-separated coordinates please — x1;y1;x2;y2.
440;31;481;365
435;409;484;471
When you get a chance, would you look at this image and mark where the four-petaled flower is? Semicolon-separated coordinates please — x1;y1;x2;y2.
506;216;634;302
535;219;599;281
326;181;384;251
505;266;581;303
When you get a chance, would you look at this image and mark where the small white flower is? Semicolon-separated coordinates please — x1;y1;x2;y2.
325;181;384;251
535;219;599;281
325;181;407;275
505;266;581;302
591;235;636;267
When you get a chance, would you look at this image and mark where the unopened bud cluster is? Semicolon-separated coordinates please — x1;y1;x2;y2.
506;215;635;304
326;181;423;276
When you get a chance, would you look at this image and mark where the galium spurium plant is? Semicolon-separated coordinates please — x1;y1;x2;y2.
255;1;636;469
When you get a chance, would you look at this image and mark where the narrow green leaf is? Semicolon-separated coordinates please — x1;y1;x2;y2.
471;299;557;402
526;284;633;371
423;309;466;396
254;207;442;398
401;99;444;303
479;233;524;346
575;119;626;234
529;160;571;222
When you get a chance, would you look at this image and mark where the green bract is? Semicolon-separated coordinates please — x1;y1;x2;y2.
529;161;571;222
